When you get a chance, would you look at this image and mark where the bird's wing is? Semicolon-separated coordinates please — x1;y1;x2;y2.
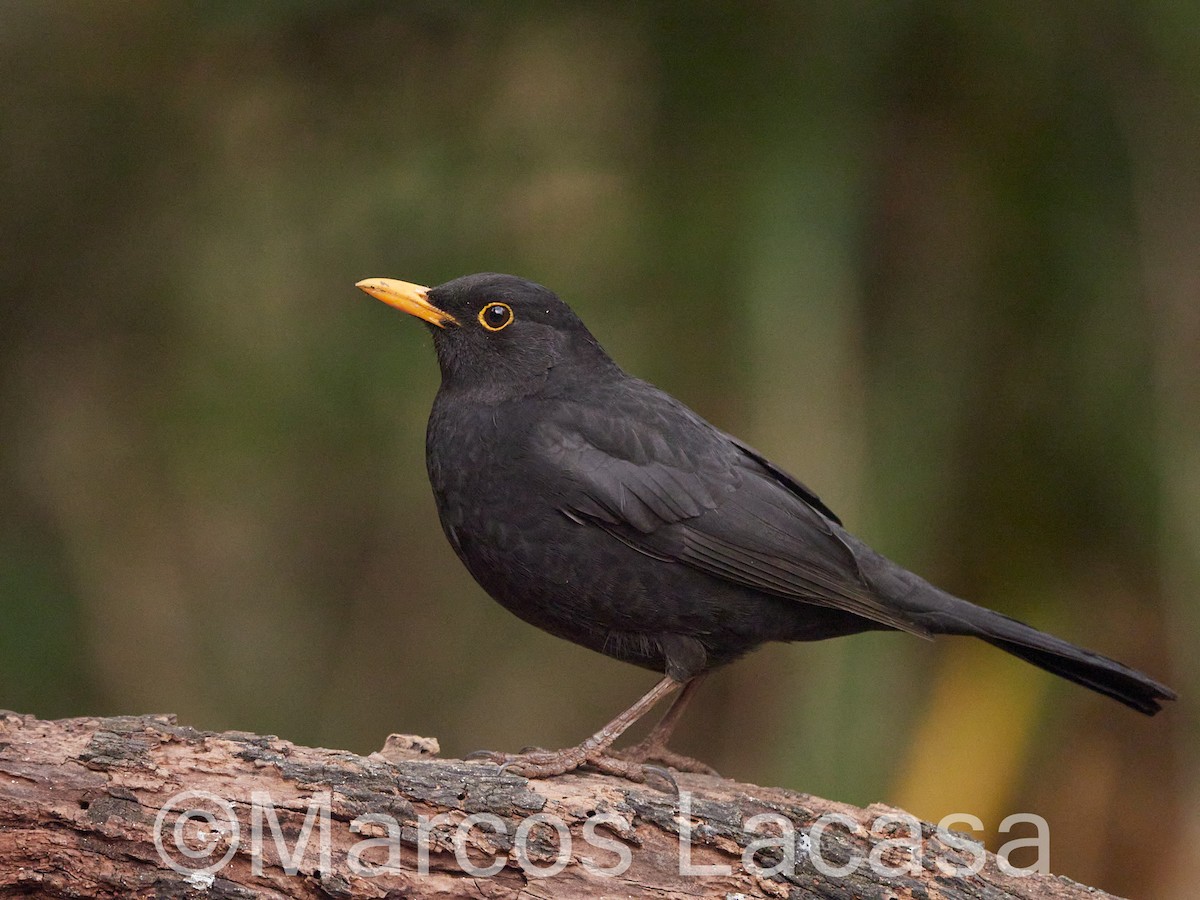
721;433;843;525
534;392;931;637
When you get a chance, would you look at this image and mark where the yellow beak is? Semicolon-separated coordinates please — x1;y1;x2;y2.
355;277;458;328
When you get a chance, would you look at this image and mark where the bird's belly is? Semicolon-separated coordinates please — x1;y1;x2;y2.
445;500;653;635
438;491;821;673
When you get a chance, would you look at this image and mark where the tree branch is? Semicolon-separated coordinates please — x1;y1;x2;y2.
0;711;1117;899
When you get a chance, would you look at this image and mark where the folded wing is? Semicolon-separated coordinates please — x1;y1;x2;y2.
535;390;931;637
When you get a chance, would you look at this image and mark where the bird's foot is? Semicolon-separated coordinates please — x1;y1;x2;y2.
465;744;545;762
611;738;719;776
465;746;678;791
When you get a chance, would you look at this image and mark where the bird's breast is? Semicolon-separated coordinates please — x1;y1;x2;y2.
425;395;552;554
423;394;623;625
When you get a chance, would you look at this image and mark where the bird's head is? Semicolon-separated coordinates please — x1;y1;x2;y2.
356;273;615;398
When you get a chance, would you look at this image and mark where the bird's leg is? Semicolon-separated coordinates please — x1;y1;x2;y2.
611;674;718;775
469;676;681;781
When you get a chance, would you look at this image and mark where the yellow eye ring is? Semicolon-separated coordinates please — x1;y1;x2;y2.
478;302;514;332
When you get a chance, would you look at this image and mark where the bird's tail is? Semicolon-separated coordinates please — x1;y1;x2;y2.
843;534;1176;714
924;596;1176;716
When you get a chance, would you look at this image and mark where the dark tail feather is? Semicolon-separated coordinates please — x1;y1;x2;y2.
850;541;1176;715
979;631;1175;716
922;597;1176;716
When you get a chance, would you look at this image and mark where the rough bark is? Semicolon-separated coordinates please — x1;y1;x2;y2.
0;711;1118;899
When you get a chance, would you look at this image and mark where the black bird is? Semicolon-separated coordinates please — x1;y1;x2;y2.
357;272;1175;782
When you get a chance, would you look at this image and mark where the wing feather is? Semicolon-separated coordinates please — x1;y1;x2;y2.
533;389;930;637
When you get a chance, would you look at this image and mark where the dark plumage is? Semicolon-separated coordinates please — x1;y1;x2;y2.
357;272;1176;782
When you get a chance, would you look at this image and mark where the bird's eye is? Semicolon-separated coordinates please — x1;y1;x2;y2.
478;303;514;332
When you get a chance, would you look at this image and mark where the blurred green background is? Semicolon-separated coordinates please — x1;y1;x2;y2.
2;3;1197;895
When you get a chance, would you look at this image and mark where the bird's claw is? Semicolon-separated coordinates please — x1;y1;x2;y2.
469;746;678;792
610;740;719;776
465;749;507;763
465;745;548;765
642;765;680;796
494;747;588;778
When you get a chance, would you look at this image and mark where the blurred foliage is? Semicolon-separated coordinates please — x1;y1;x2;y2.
1;3;1197;895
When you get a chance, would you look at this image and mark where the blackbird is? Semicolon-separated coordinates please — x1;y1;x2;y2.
357;272;1176;782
